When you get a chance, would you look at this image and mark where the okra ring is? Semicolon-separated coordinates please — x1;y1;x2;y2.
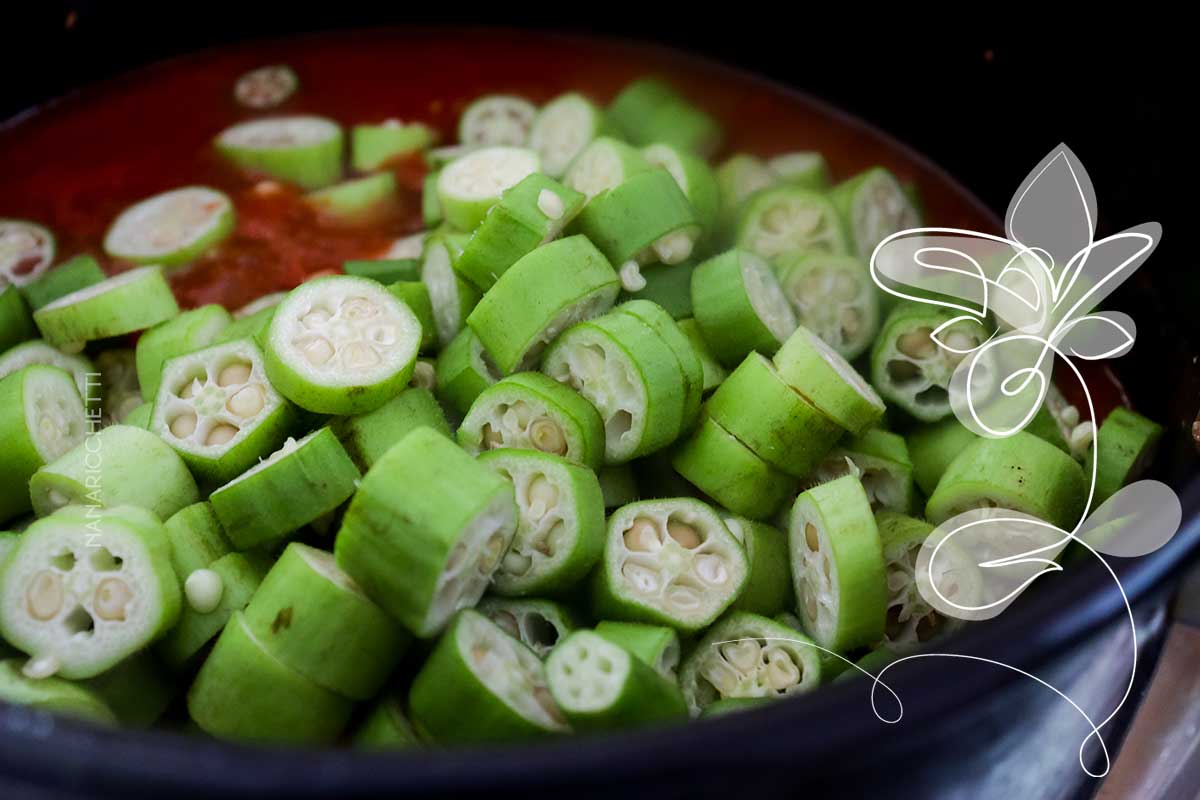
593;620;681;681
774;324;885;435
33;266;180;347
135;304;232;399
615;299;704;430
1085;407;1163;505
103;187;235;268
529;92;609;178
351;120;436;171
803;428;916;514
736;186;847;261
829;166;921;260
775;251;879;360
331;385;451;470
0;659;115;724
214;116;344;190
436;146;540;231
434;327;502;416
0;282;36;354
723;515;794;617
458;94;538;147
572;169;701;267
477;596;579;658
18;254;105;311
691;249;798;367
1;219;55;288
564;136;651;201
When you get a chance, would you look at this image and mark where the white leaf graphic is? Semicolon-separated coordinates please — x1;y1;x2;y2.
1052;224;1161;324
870;229;1010;318
1006;145;1096;275
1076;481;1181;558
1056;311;1136;360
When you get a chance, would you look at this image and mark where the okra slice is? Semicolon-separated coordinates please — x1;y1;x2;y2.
458;94;538;147
643;142;720;240
151;338;296;485
767;151;832;190
789;475;888;652
456;173;586;291
33;266;179;347
19;254;105;311
774;325;885;434
706;352;843;478
869;303;988;422
0;505;181;679
829;166;922;260
156;551;267;670
677;317;727;392
332;386;450;470
233;64;298;109
925;431;1088;530
609;78;722;157
736;186;847;261
477;596;578;658
691;249;797;366
593;499;748;633
335;427;518;637
723;516;793;617
563;136;651;200
715;154;776;238
264;275;422;414
615;299;703;429
351;120;437;171
435;327;501;416
467;235;620;374
546;630;687;731
529;92;608;178
0;659;115;723
574;169;701;268
420;231;478;347
305;172;397;224
542;311;686;463
593;620;680;681
1085;407;1163;505
187;611;353;744
212;304;274;346
214;115;344;190
436;146;540;231
905;418;979;497
679;611;820;716
0;341;94;399
1;220;55;289
671;415;795;520
0;366;87;523
422;170;443;228
409;609;567;743
135;304;232;399
1;282;36;353
775;251;879;360
345;258;421;285
242;543;406;699
103;187;235;268
386;280;436;353
459;372;605;469
478;449;605;596
597;465;639;509
804;428;915;514
619;261;694;320
165;502;230;578
354;692;422;750
30;425;199;520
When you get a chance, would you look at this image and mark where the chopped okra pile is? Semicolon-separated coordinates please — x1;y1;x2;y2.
0;69;1164;748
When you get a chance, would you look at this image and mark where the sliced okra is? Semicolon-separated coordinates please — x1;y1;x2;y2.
597;465;639;509
869;303;989;423
0;659;115;723
264;275;422;414
351;120;437;171
420;231;478;347
1085;407;1163;505
546;630;687;731
736;186;847;261
1;282;36;353
643;142;720;241
458;95;538;147
80;651;174;728
459;372;606;469
233;64;298;109
563;136;651;200
156;552;268;670
135;304;232;399
242;542;407;699
422;170;443;228
0;220;55;287
788;475;888;652
542;311;687;463
615;299;704;431
706;352;843;478
676;317;728;392
103;187;235;268
164;503;232;589
715;154;776;239
829;166;921;260
30;425;199;520
767;151;831;190
94;348;141;424
467;235;620;374
0;337;96;400
691;249;797;366
436;146;540;231
435;327;501;416
774;325;885;434
803;428;915;514
0;505;181;679
354;692;422;750
186;611;353;744
671;414;795;520
18;254;105;311
678;611;820;716
0;365;87;523
478;449;606;596
618;261;694;320
723;515;794;617
305;172;397;224
455;173;586;291
344;257;421;285
408;609;567;743
151;338;296;485
592;498;748;633
574;169;701;267
332;385;450;470
214;116;344;190
386;280;437;353
775;251;879;360
925;431;1088;530
529;93;608;178
593;620;681;681
33;266;179;347
609;78;722;157
906;416;979;497
477;596;578;658
335;427;518;637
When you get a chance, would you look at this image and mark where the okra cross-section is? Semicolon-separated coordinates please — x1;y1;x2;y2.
477;596;578;658
802;428;915;514
435;327;501;416
691;249;798;367
419;231;477;348
573;169;701;268
264;275;422;414
458;94;538;147
775;252;879;360
331;385;451;470
774;324;886;435
736;186;847;261
830;166;922;260
593;499;748;633
1;219;55;287
103;187;235;268
436;146;540;231
529;92;608;178
151;338;296;485
214;115;344;190
563;136;651;200
18;254;105;311
1;281;36;354
0;505;181;679
33;266;180;347
335;427;518;637
135;304;233;399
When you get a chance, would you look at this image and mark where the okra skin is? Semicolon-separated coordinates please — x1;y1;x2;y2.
354;693;423;750
434;327;500;416
671;415;796;521
906;417;979;497
593;620;681;680
135;304;233;399
677;318;728;392
164;502;232;579
597;465;640;509
332;386;450;470
19;254;105;311
723;516;794;617
691;249;797;367
81;652;175;728
0;284;36;353
387;280;437;353
609;78;722;157
774;325;886;435
1085;407;1163;504
305;172;398;224
351;121;436;171
33;266;180;347
619;261;694;320
477;596;579;658
214;116;345;190
572;169;700;267
615;299;704;431
0;659;116;724
344;258;421;285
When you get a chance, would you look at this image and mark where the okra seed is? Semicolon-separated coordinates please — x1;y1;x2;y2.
694;554;728;585
492;611;520;638
205;423;239;446
481;423;504;448
701;660;739;695
179;377;202;399
804;522;820;552
226;385;265;417
763;206;791;233
666;520;701;549
184;569;224;614
721;640;760;672
169;411;198;439
94;577;133;621
503;551;533;575
479;532;507;573
766;652;800;690
834;273;859;301
343;342;381;370
896;328;936;358
22;654;61;681
526;475;559;515
445;542;468;572
302;309;330;328
411;360;436;389
26;570;64;620
803;586;818;618
623;518;661;552
536;189;565;220
945;331;975;352
300;336;335;366
667;584;701;610
341;297;378;320
842;308;861;336
369;324;398;347
621;562;659;593
47;490;69;509
216;361;252;387
529;418;567;455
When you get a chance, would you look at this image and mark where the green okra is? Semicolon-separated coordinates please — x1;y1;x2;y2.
351;121;437;171
212;304;275;346
789;475;888;652
678;611;821;716
477;596;579;658
94;349;140;424
387;280;437;353
332;386;450;470
0;505;181;679
593;620;680;681
19;254;105;311
30;425;200;520
81;651;175;728
305;172;398;223
1026;405;1071;454
573;169;701;268
563;136;651;201
434;327;501;416
459;94;538;147
715;154;776;241
691;249;798;366
354;692;422;750
344;258;421;285
615;299;704;429
609;78;722;157
775;251;879;360
766;151;831;190
0;341;95;399
33;266;179;347
419;231;477;347
774;324;886;435
408;609;568;744
618;261;695;320
103;187;235;268
1085;407;1163;505
1;282;36;353
0;659;115;724
829;166;922;260
422;170;443;228
233;64;298;109
478;449;606;597
459;372;606;469
597;465;639;509
736;185;847;261
722;515;793;617
671;415;795;521
1;219;56;288
437;146;541;231
529;92;609;178
804;428;915;514
214;116;344;190
593;498;748;633
676;317;727;392
164;503;229;581
644;143;720;243
906;417;979;497
120;402;152;429
135;304;233;399
335;427;518;637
